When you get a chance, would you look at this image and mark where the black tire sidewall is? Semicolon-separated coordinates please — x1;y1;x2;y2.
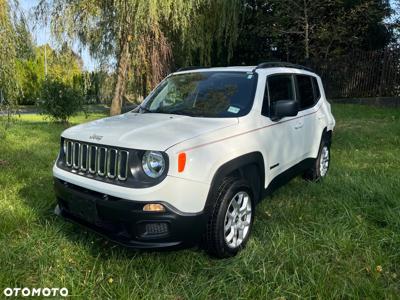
213;179;254;257
316;139;330;179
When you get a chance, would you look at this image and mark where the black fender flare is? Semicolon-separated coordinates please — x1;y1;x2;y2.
203;152;265;215
321;127;333;146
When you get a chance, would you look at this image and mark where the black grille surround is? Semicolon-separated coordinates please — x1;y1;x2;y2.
57;138;169;188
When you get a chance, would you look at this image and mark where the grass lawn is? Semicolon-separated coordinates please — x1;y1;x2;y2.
0;104;399;299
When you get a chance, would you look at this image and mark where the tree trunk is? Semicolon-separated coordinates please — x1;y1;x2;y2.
304;0;310;60
110;39;130;116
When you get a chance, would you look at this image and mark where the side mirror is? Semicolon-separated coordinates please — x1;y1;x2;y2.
270;100;299;121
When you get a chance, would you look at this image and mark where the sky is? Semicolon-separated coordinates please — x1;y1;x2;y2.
20;0;99;71
20;0;399;72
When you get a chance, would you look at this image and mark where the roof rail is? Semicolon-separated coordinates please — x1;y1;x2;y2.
176;66;208;72
252;62;313;72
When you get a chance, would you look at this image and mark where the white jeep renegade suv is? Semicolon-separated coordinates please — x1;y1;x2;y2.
53;62;335;258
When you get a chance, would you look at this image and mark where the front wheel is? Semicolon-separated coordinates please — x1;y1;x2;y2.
204;178;254;258
303;137;331;181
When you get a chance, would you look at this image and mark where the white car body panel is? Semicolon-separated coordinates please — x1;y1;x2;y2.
62;112;238;151
53;166;209;213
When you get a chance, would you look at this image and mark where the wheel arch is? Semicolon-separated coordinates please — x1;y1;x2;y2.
321;127;333;146
203;152;265;215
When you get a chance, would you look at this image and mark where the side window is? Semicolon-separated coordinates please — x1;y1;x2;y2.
261;74;295;117
296;75;314;110
312;77;321;101
268;74;295;104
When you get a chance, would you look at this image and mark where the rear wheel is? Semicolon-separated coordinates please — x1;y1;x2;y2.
303;137;331;181
204;177;254;258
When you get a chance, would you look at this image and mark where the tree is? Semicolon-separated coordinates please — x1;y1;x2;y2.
35;0;242;116
311;0;393;58
14;43;84;105
172;0;242;67
14;14;35;60
233;0;396;65
231;0;284;65
271;0;322;60
40;77;84;123
0;0;19;107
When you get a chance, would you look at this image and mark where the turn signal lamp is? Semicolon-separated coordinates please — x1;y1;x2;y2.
178;152;186;173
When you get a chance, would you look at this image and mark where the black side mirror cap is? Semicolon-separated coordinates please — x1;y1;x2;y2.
270;100;299;121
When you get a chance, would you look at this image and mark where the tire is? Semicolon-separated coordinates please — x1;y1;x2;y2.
204;177;254;258
303;136;331;182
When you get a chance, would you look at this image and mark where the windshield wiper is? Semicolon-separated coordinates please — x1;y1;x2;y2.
140;106;205;117
163;110;206;117
139;105;151;113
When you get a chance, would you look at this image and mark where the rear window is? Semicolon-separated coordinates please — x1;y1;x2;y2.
312;77;321;100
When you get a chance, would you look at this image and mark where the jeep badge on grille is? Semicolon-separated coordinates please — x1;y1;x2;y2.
89;134;103;141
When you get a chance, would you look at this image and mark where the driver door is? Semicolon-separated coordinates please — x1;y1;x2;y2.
260;74;305;178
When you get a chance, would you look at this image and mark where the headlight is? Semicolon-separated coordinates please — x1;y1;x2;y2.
142;151;166;178
63;139;67;154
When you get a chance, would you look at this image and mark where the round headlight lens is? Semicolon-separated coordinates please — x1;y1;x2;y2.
142;151;166;178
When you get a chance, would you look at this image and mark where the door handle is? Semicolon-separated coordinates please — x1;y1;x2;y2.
294;121;303;129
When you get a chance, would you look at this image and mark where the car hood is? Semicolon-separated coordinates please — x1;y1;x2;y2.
62;112;238;151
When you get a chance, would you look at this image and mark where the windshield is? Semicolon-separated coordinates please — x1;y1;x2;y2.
140;71;258;118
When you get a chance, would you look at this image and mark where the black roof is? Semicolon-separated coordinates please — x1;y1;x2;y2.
176;62;314;73
252;62;313;72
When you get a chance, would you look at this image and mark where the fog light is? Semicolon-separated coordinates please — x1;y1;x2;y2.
143;203;165;212
145;222;168;235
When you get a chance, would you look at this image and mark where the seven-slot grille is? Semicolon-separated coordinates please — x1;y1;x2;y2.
64;140;129;181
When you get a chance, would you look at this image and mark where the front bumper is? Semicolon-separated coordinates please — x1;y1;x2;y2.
54;178;206;249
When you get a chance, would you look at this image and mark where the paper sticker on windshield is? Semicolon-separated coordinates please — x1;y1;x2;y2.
247;74;254;79
228;106;240;114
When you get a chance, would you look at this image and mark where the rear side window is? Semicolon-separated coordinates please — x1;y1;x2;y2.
312;77;321;100
296;75;314;109
268;75;295;103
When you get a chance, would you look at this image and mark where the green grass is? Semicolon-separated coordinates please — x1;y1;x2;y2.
0;105;399;299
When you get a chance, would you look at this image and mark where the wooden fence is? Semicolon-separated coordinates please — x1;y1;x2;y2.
308;45;400;99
